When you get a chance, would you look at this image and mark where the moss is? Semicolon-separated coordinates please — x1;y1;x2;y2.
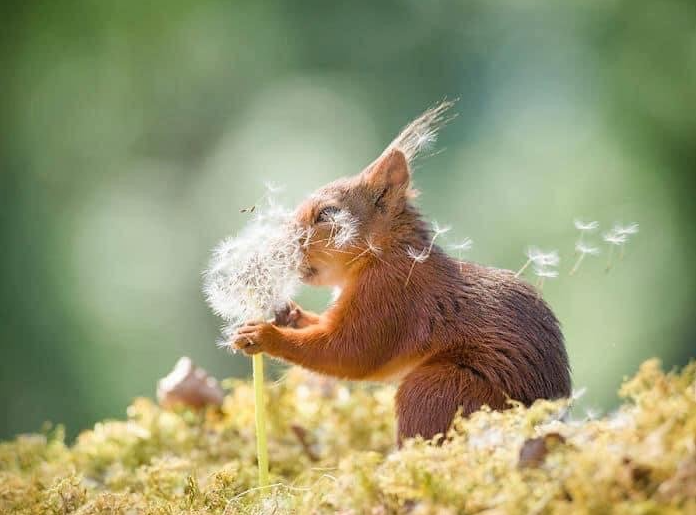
0;360;694;514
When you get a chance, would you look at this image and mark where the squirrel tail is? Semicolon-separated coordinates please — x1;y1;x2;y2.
386;99;458;164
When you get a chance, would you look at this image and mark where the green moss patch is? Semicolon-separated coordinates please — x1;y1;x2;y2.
1;359;694;514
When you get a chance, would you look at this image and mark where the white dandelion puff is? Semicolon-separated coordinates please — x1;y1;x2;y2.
387;100;456;163
203;199;305;347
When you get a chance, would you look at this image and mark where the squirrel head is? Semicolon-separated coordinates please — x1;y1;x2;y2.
293;100;454;287
295;149;414;286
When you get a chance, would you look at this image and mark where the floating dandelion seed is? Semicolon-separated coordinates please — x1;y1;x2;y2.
576;242;600;255
240;182;286;215
404;246;430;287
614;223;639;259
365;238;382;256
603;231;627;246
406;246;430;263
404;222;451;287
572;387;588;401
346;237;383;265
615;223;639;236
516;247;559;278
569;241;600;276
432;221;451;237
450;238;473;272
603;222;638;271
574;219;599;233
534;265;559;289
450;238;474;253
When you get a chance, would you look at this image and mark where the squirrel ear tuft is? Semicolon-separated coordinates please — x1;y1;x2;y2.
362;148;410;189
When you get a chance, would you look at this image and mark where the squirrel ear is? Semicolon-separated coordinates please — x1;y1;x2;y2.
362;148;410;189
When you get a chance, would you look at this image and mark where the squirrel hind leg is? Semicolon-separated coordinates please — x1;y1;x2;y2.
395;355;506;446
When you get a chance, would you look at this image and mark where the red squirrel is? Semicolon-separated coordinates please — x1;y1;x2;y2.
232;103;571;444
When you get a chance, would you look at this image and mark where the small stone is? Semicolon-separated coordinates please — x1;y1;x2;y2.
157;357;224;410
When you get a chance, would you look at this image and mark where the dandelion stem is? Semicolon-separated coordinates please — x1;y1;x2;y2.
569;254;585;276
606;245;615;273
515;259;532;278
346;247;370;265
252;354;269;488
404;259;418;288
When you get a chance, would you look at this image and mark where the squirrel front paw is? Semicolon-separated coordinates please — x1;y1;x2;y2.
273;302;304;328
231;321;278;356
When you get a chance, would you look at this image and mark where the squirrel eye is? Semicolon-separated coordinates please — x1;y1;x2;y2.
316;205;339;223
374;187;388;208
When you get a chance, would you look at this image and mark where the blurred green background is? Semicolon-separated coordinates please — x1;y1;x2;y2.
1;0;695;440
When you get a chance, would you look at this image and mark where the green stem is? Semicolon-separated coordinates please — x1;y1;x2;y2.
252;353;269;488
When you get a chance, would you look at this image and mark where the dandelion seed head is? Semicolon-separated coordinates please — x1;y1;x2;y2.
574;219;599;232
575;242;600;255
203;199;305;339
406;246;429;263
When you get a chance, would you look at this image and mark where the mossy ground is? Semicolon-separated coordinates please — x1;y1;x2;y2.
1;359;694;514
